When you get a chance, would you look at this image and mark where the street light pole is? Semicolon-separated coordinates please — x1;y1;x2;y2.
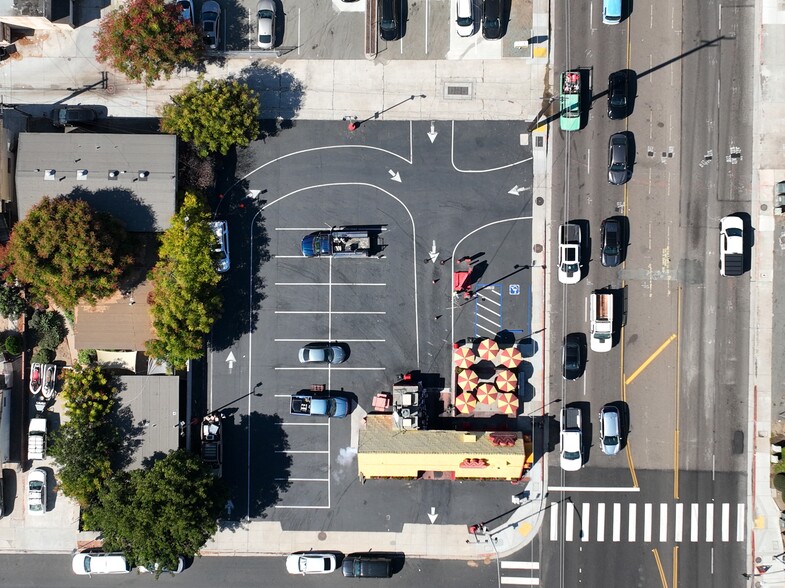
347;94;427;131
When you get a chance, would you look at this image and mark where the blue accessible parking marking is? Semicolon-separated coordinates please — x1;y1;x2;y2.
509;284;520;295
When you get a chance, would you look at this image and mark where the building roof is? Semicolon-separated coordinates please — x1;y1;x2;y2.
113;375;180;470
15;133;177;232
73;281;155;351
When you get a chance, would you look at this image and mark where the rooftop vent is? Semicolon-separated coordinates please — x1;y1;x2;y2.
108;170;119;180
138;170;149;181
44;169;56;181
76;169;87;181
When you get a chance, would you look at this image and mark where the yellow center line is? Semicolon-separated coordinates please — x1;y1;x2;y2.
625;333;677;386
625;437;639;487
672;546;679;588
652;548;669;588
674;285;683;500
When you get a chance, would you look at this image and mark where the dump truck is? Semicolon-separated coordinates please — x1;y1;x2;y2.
590;291;614;352
559;70;582;131
558;223;582;284
200;414;223;477
27;414;47;461
301;228;374;258
559;407;583;471
290;394;349;418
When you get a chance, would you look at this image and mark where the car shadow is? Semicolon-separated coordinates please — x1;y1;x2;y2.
606;400;631;451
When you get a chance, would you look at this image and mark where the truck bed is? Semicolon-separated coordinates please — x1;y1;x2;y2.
290;395;312;415
331;233;370;255
562;407;581;430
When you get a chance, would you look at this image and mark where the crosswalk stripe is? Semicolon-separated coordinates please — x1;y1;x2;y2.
732;502;742;543
721;503;730;542
643;503;652;542
500;578;538;586
596;503;606;542
612;503;621;542
501;562;540;570
550;502;558;541
659;504;668;542
706;503;714;543
628;503;637;542
674;503;683;543
581;503;590;542
691;504;699;542
565;502;574;542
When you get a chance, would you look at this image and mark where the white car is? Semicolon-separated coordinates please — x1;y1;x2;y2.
286;553;338;575
139;556;185;574
455;0;474;37
27;468;46;516
719;215;744;277
72;552;131;576
209;220;230;273
201;0;221;50
256;0;276;49
557;223;582;284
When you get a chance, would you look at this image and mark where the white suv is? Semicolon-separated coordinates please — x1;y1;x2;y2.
72;552;131;576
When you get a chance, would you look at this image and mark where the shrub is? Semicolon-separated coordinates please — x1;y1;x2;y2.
31;347;55;364
77;349;97;366
4;333;22;356
29;310;67;350
0;283;27;320
774;473;785;493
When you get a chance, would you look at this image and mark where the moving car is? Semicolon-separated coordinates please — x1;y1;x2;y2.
201;0;221;50
175;0;194;25
562;334;583;380
50;106;97;128
600;217;622;267
298;342;347;364
209;220;230;273
456;0;474;37
482;0;502;40
598;405;622;455
607;71;629;119
72;552;131;576
719;215;745;277
608;132;632;185
27;468;46;516
557;223;582;284
286;552;338;575
342;555;393;578
559;407;583;471
602;0;622;25
256;0;276;49
379;0;399;41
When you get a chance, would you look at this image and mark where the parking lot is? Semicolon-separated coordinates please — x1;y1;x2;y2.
208;119;536;529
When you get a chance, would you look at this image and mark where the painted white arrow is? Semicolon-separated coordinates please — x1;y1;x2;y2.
226;351;236;371
427;121;438;143
248;189;262;199
389;169;402;183
429;240;439;263
508;185;530;196
226;499;234;515
427;506;438;524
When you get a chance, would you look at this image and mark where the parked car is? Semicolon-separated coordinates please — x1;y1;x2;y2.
600;217;623;267
608;132;632;185
209;220;230;273
298;342;347;365
201;0;221;49
456;0;474;37
72;552;132;576
598;405;622;455
139;557;185;574
256;0;276;49
719;215;745;277
341;555;393;578
379;0;399;41
286;552;337;575
562;334;583;380
607;71;629;119
27;468;46;516
175;0;194;25
602;0;622;25
50;106;97;128
482;0;502;40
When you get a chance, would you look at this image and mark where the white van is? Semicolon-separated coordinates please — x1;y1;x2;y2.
72;552;131;576
456;0;474;37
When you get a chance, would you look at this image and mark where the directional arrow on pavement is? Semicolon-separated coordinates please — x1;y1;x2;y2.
429;240;439;263
226;351;236;372
248;189;262;199
389;169;402;183
508;185;530;196
427;121;438;143
427;507;438;524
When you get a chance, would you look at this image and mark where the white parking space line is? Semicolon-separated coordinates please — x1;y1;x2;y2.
275;338;387;342
480;295;502;307
737;504;745;541
279;477;329;482
706;503;714;542
721;503;730;542
628;503;637;542
596;503;605;542
612;503;621;542
565;503;574;541
643;503;652;542
674;503;683;542
659;504;668;542
500;579;539;586
691;503;699;542
477;323;498;336
274;255;309;258
281;421;329;426
477;304;501;316
275;282;386;286
275;367;386;371
550;503;559;541
274;311;386;314
275;504;330;509
277;450;329;454
501;562;540;570
581;503;590;542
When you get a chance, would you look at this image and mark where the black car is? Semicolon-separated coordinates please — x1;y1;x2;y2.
342;556;393;578
50;106;97;128
482;0;502;40
607;71;629;119
562;334;583;380
379;0;398;41
600;217;622;267
608;132;632;185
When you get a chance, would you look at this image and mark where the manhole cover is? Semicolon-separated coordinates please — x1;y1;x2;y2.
535;197;544;205
533;244;543;253
318;531;327;541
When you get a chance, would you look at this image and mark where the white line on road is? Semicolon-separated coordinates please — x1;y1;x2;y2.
721;503;729;542
501;562;540;570
281;421;329;426
297;7;301;55
549;486;641;492
274;311;386;314
612;503;621;542
274;255;309;258
659;504;668;542
274;338;386;342
737;503;745;542
565;503;574;541
674;503;683;542
279;478;329;482
550;502;559;541
691;503;699;542
278;450;330;454
500;579;539;586
628;503;636;542
275;367;386;370
596;503;605;542
581;503;590;542
450;121;532;173
275;282;386;287
587;148;591;174
275;504;330;509
706;503;714;542
643;503;652;542
477;323;498;336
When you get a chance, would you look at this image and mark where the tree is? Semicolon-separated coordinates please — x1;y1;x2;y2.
49;366;120;506
29;309;67;350
84;450;227;572
160;78;260;157
146;193;221;369
94;0;202;87
0;283;27;320
6;198;132;309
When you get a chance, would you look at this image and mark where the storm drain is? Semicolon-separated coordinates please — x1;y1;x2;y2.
444;83;473;100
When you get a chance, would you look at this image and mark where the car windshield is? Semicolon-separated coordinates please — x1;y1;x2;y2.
259;34;271;43
457;15;472;26
726;228;743;237
563;451;580;460
381;19;395;30
610;162;626;171
203;17;216;31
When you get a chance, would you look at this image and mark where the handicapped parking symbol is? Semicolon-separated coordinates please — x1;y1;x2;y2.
509;284;520;296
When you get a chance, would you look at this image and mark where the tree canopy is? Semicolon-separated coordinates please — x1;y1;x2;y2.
146;193;221;369
161;78;260;157
94;0;202;87
6;197;131;309
49;366;120;507
84;450;227;572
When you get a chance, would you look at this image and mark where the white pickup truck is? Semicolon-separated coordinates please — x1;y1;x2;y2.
590;291;614;352
558;223;582;284
560;407;583;471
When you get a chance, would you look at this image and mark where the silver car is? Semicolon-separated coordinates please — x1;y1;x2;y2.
27;468;46;516
598;405;622;456
201;0;221;50
257;0;276;49
298;342;347;364
209;221;230;273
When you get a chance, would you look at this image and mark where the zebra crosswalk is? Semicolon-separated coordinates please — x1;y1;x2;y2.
500;560;540;586
547;501;746;543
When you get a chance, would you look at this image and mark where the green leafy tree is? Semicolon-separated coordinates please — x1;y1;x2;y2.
0;283;27;320
161;78;260;157
29;309;67;350
84;450;227;572
7;198;132;309
4;333;21;356
94;0;202;87
146;193;221;369
49;366;119;506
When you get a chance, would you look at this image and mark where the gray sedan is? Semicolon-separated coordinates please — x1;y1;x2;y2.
256;0;276;49
298;342;347;364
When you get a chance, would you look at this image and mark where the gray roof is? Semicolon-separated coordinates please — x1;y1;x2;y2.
114;375;180;469
15;133;177;232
